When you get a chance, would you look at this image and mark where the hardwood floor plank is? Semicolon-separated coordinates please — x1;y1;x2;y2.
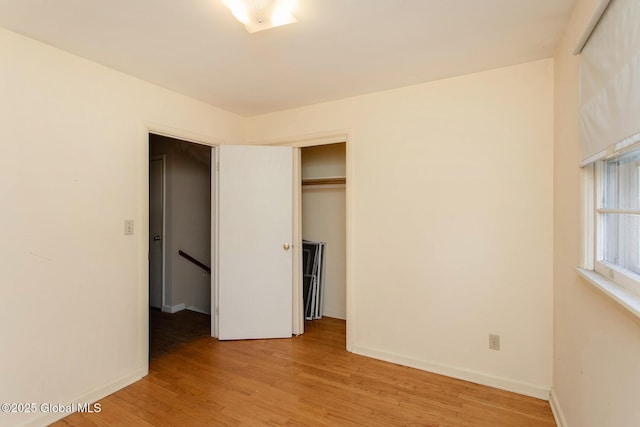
54;317;555;426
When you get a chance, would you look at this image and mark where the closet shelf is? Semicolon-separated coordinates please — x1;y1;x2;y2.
302;177;346;186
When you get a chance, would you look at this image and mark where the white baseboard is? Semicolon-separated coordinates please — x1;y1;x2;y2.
162;303;185;313
187;306;210;315
549;388;568;427
321;309;346;320
352;345;550;400
19;367;146;427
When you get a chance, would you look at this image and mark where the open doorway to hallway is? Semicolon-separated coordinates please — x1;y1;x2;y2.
148;133;212;359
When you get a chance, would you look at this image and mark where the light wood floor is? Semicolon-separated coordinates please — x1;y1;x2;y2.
54;317;555;426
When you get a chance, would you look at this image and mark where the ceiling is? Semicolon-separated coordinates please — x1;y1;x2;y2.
0;0;576;116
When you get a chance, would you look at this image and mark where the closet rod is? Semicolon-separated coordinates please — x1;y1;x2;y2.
302;177;346;186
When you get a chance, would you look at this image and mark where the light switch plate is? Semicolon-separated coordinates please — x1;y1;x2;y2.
124;220;134;235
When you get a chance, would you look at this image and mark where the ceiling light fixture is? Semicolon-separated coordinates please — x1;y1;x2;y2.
223;0;297;34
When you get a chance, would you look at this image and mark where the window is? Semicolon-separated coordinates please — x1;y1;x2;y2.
594;147;640;295
576;0;640;309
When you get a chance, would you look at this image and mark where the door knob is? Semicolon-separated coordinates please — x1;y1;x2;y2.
153;235;161;241
283;243;290;251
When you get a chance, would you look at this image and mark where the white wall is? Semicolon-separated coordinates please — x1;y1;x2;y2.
150;135;212;314
552;1;640;425
0;27;242;427
246;59;554;398
302;144;346;319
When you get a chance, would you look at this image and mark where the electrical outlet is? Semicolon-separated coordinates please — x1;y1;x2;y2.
489;334;500;351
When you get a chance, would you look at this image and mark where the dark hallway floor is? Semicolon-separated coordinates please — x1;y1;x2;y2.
149;308;210;359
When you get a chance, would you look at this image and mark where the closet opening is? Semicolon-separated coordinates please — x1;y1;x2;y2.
299;143;347;336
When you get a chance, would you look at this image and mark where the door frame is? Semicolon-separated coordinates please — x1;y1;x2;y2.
257;129;354;351
149;154;166;310
141;122;223;372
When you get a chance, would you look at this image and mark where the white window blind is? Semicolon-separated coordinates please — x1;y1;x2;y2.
579;0;640;166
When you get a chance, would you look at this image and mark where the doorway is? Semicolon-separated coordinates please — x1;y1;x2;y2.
261;133;352;343
148;133;212;359
142;127;350;369
300;143;347;322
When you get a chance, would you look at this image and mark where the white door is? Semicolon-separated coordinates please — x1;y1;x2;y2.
149;157;164;309
218;145;293;340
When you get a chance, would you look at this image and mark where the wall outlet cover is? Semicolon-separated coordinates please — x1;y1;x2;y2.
489;334;500;351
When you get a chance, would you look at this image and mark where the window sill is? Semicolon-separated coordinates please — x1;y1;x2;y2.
577;268;640;319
